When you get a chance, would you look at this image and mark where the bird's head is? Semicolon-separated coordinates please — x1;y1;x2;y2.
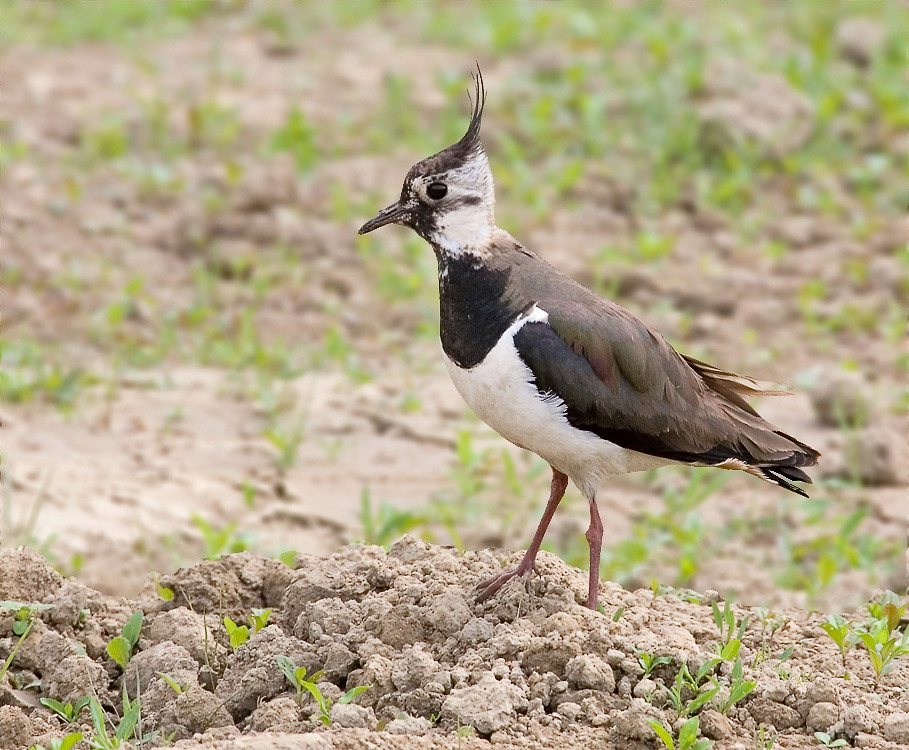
359;69;495;256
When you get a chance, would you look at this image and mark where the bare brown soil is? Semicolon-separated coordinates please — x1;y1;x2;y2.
3;543;908;749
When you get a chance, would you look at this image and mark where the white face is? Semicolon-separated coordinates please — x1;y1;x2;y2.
412;150;496;256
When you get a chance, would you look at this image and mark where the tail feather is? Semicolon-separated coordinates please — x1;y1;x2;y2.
760;466;811;497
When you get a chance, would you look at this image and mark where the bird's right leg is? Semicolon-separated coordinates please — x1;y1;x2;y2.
475;467;569;603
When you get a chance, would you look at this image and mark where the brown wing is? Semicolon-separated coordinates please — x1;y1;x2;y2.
505;250;818;492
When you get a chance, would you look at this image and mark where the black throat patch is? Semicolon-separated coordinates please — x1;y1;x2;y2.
435;251;519;369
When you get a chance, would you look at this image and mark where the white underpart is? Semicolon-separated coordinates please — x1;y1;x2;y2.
444;306;672;499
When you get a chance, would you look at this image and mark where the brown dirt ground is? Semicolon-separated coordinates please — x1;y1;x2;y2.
2;542;908;750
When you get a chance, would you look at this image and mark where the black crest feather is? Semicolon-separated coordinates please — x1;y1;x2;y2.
459;64;486;152
403;65;488;181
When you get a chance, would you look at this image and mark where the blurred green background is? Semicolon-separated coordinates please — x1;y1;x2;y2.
3;1;905;610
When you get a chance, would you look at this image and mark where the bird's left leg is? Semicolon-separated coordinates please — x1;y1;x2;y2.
585;494;604;610
475;467;569;603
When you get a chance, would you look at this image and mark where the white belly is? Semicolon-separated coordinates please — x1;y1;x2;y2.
443;308;671;497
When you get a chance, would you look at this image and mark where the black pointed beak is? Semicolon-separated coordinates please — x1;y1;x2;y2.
358;201;411;235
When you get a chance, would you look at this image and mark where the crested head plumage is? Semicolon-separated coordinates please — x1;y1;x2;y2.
359;67;497;256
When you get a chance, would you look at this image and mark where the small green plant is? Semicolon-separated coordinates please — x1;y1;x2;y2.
648;715;714;750
157;672;185;695
638;652;674;678
192;513;251;559
154;575;174;601
276;656;370;725
0;601;51;683
820;615;857;671
106;610;143;669
855;617;909;682
359;487;429;547
224;608;271;650
662;659;722;718
277;655;325;706
29;733;83;750
813;731;847;748
224;616;249;650
753;725;776;749
264;415;307;472
719;657;757;714
87;692;139;750
39;696;91;723
712;600;748;660
456;718;475;750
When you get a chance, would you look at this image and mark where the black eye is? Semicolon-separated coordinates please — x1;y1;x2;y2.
426;182;448;200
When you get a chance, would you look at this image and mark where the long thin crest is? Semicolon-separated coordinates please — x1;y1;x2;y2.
459;64;486;152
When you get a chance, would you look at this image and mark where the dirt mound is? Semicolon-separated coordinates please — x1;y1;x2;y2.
2;541;906;750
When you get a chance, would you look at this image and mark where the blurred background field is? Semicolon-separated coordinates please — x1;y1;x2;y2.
2;0;905;612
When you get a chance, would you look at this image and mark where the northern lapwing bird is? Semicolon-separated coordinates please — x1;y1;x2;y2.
359;70;819;610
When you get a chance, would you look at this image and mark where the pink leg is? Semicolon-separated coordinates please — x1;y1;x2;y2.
476;468;569;603
585;496;603;610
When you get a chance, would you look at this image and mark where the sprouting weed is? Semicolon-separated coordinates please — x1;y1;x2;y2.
813;731;847;748
638;652;674;678
106;610;143;670
819;615;857;672
753;725;776;749
719;657;757;714
855;618;909;682
224;608;272;650
28;733;83;750
276;655;370;725
86;691;140;750
712;600;748;660
39;697;91;724
648;715;714;750
191;513;252;560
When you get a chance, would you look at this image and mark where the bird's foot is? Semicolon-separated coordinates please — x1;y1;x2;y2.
475;559;539;603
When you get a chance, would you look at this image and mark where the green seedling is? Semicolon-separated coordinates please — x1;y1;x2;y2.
648;715;714;750
157;672;185;695
813;732;847;748
719;657;756;714
855;618;909;681
87;692;139;750
754;607;789;642
191;513;251;559
865;591;906;629
819;615;856;671
276;656;370;725
0;601;51;683
224;608;271;650
456;718;475;750
106;610;143;669
264;416;307;472
29;733;83;750
249;608;272;632
154;575;174;601
754;725;776;749
638;652;674;678
277;655;326;706
224;617;249;650
359;487;429;547
662;660;721;718
277;550;298;567
712;601;748;659
39;696;91;723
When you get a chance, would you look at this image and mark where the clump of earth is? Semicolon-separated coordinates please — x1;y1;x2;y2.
2;540;907;750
